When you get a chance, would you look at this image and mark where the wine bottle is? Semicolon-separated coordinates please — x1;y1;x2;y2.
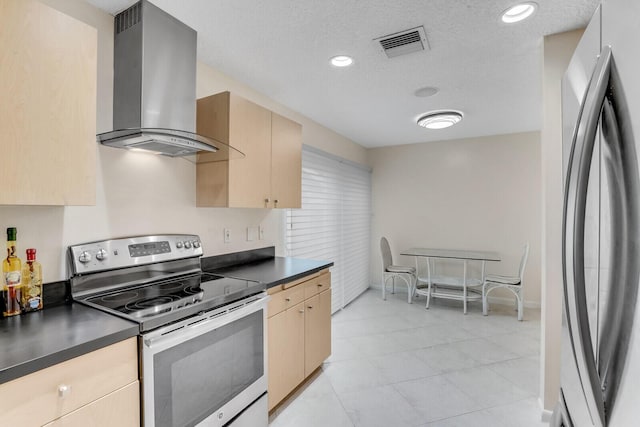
22;248;43;312
2;227;23;317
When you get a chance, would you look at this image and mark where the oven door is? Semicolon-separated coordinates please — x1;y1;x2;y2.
141;294;268;427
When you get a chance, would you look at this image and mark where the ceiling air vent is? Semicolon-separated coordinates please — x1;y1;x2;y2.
375;26;429;59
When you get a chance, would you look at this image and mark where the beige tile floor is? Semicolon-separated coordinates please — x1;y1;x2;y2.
269;288;547;427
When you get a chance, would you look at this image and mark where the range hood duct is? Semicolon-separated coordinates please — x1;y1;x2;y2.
98;0;241;158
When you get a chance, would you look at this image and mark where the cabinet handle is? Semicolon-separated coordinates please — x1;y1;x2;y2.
58;384;71;398
299;309;304;313
264;198;270;207
317;283;323;288
285;297;291;302
307;305;313;309
274;199;279;207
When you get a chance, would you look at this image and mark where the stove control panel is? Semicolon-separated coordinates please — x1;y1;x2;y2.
69;234;203;275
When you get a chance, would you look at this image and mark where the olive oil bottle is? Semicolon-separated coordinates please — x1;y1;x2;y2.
22;248;43;312
2;227;23;317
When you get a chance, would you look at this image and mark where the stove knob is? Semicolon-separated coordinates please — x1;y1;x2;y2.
95;249;108;261
184;241;193;249
193;240;201;248
78;251;92;263
176;241;184;249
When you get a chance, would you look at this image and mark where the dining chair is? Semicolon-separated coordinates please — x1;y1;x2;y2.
380;237;416;303
482;242;530;321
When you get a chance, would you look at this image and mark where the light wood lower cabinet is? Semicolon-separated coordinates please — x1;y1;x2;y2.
267;301;305;409
43;381;140;427
0;338;139;427
304;289;332;377
267;270;331;411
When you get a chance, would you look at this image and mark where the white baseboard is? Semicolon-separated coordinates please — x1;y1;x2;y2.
539;397;554;422
372;282;541;309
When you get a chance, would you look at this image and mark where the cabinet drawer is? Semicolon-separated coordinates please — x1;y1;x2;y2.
44;381;140;427
268;285;305;317
0;338;138;426
304;271;331;300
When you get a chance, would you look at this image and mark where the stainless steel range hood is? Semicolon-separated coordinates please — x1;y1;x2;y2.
98;0;241;158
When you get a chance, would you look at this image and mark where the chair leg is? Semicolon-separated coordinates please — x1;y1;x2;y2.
382;276;386;301
463;285;468;315
482;284;488;316
425;281;432;309
397;274;412;304
462;261;468;315
516;289;523;321
392;276;395;294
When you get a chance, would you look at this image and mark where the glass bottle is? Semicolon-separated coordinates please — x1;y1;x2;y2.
2;227;23;317
22;248;43;312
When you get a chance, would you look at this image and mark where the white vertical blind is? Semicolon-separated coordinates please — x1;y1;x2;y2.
286;146;371;313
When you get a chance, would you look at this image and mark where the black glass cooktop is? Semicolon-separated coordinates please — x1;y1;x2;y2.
82;273;264;330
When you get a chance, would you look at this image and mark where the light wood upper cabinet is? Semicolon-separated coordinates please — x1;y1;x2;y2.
196;92;302;208
271;112;302;208
0;0;97;205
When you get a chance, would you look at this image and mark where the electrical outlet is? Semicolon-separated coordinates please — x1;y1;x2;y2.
247;226;258;242
258;226;265;240
224;228;231;243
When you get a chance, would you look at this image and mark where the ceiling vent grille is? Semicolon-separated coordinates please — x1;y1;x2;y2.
375;26;429;58
115;2;142;34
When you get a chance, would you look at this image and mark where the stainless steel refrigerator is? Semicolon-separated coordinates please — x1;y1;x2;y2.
554;0;640;425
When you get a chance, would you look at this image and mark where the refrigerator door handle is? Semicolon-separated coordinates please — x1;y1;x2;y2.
563;46;612;427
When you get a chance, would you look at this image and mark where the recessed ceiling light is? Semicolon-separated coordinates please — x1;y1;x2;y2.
501;2;537;23
330;55;353;67
417;111;463;129
414;86;439;98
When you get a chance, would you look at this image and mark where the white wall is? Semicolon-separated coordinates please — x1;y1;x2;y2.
0;0;366;283
368;132;542;307
540;29;583;412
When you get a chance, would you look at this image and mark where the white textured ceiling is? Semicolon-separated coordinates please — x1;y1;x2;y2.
85;0;599;148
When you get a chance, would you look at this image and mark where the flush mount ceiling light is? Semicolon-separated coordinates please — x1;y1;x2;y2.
330;55;353;67
417;111;463;129
501;2;537;23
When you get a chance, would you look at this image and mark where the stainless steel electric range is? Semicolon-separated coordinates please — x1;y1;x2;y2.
68;234;268;427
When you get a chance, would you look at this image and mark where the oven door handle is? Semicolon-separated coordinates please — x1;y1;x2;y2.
143;295;269;351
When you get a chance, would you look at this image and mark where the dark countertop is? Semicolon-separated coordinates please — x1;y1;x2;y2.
0;303;139;385
206;256;333;289
0;249;331;386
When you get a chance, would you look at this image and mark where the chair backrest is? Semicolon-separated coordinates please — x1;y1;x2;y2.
518;242;530;282
380;237;393;271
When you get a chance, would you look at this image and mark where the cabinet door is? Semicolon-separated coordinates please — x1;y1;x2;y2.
267;301;305;410
304;289;332;376
0;0;96;205
196;92;231;206
270;112;302;208
44;382;140;427
228;95;272;208
0;337;138;426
